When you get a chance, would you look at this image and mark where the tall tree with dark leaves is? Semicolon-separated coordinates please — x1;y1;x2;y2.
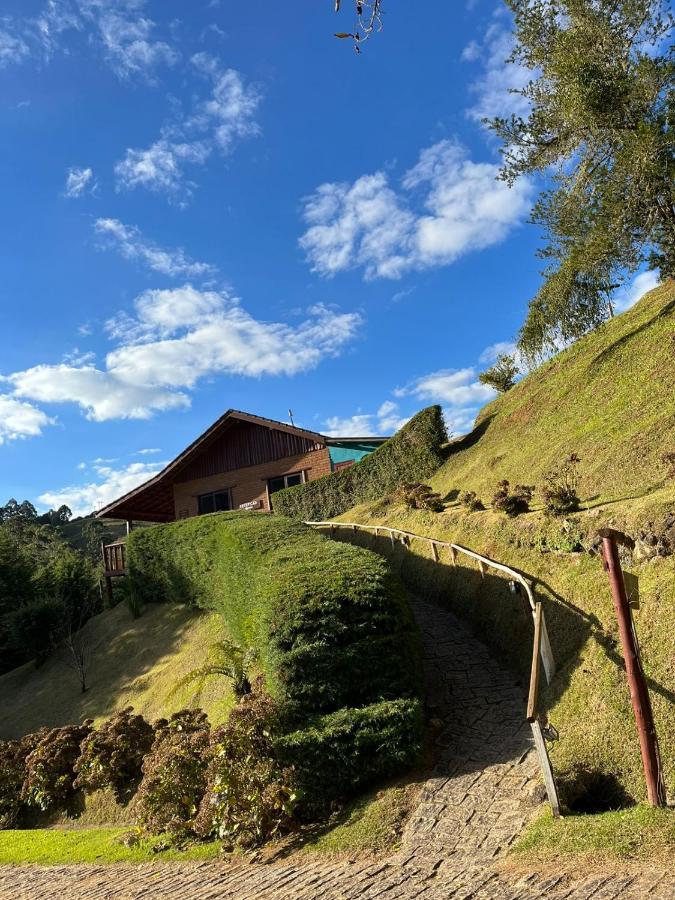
489;0;674;361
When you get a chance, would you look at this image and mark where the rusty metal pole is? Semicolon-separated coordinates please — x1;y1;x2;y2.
599;528;666;808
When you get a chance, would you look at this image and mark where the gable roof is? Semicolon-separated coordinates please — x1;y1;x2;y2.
96;409;384;522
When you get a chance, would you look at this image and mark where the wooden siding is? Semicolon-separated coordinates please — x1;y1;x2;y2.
173;419;324;484
173;447;332;518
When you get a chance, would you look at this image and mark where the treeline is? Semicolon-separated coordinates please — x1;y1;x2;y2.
0;501;101;676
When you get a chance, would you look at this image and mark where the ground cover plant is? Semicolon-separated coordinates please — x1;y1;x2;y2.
126;512;422;827
272;406;447;521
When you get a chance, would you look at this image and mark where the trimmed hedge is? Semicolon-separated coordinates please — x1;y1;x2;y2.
276;698;422;816
126;513;422;808
273;406;447;521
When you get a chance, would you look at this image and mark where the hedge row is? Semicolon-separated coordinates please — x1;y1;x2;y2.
126;513;422;806
273;405;447;521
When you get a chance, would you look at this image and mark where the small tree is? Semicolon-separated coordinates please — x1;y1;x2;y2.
478;354;520;393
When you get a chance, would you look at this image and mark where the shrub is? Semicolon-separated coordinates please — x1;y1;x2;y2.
272;406;447;521
395;482;444;512
0;731;47;828
662;451;675;479
133;710;210;839
277;698;422;817
127;515;420;722
74;708;155;803
22;722;92;813
458;490;485;511
541;453;582;515
3;597;66;667
127;514;422;814
478;354;519;393
195;689;298;848
492;480;534;517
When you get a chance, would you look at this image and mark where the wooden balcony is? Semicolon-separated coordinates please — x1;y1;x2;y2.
103;541;127;577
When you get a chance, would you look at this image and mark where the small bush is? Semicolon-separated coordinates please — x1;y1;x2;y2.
458;490;485;511
273;406;447;521
492;480;534;517
22;722;92;813
478;354;519;393
395;482;444;512
541;453;582;515
74;708;155;803
662;451;675;479
0;731;47;828
195;689;298;848
133;710;210;839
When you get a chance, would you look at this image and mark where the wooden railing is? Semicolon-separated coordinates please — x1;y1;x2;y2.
102;541;127;577
306;519;561;817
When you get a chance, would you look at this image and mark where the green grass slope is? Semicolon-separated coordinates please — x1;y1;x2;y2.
0;602;235;741
337;283;675;807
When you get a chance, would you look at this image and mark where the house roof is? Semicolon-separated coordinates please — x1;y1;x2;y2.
96;409;388;522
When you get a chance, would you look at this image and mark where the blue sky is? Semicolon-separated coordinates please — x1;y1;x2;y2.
0;0;655;516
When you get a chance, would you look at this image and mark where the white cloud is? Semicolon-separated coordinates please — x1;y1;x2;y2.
0;395;53;444
0;27;29;68
324;401;408;437
95;218;216;278
4;1;177;80
8;364;189;422
64;166;95;198
463;18;532;125
135;447;161;455
479;340;517;365
7;286;361;422
115;55;260;198
300;139;532;280
614;271;660;314
395;367;497;436
38;460;167;518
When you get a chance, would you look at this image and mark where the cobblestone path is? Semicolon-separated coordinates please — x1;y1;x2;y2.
1;599;673;900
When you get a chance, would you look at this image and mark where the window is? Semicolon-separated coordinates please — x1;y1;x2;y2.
267;471;306;505
198;489;231;515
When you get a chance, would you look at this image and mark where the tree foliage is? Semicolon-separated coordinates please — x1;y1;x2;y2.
490;0;674;360
478;353;520;392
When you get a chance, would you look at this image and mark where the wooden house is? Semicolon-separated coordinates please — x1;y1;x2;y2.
97;409;387;526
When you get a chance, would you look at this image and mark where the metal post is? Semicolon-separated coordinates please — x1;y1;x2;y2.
599;528;666;808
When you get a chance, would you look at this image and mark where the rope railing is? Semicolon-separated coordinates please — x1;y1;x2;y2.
306;518;561;817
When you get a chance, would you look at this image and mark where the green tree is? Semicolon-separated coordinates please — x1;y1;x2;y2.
478;353;520;392
489;0;674;360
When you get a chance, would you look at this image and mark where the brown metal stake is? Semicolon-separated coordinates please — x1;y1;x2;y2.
599;528;666;808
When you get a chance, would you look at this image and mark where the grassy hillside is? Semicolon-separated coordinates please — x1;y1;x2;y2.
0;602;236;740
336;282;675;807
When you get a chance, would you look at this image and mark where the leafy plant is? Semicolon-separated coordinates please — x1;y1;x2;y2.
478;354;520;393
458;490;485;511
195;689;298;848
395;482;444;512
662;451;675;479
272;406;447;521
133;710;210;840
0;730;47;828
492;480;534;517
174;639;255;700
22;722;93;813
74;708;155;803
541;453;582;515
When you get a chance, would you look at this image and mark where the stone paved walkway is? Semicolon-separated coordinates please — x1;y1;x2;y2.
1;599;673;900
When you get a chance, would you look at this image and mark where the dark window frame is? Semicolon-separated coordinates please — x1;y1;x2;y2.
197;488;232;515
